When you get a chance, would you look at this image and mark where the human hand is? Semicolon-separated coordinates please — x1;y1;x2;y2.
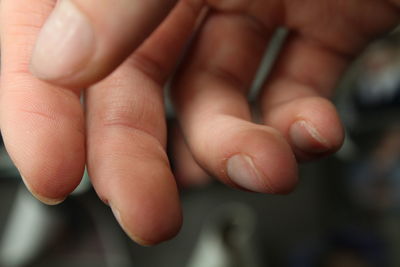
169;0;400;191
1;0;205;245
1;0;399;245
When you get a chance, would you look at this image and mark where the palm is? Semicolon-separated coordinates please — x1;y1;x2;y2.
204;0;400;94
283;0;399;54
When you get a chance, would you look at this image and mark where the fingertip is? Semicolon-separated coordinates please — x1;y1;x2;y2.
289;120;331;154
109;192;182;246
19;170;80;205
240;127;299;194
192;118;299;194
265;97;344;161
30;193;66;206
92;154;183;246
9;135;86;205
110;204;151;246
226;153;275;193
21;175;66;205
110;202;182;246
290;99;344;160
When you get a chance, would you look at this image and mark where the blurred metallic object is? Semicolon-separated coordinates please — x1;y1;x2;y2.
355;38;400;108
336;32;400;161
186;203;262;267
0;186;61;267
0;146;20;178
249;28;289;101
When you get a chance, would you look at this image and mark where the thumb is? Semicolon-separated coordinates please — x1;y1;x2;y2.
30;0;183;88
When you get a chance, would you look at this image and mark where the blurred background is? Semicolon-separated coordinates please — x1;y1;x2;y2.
1;29;400;267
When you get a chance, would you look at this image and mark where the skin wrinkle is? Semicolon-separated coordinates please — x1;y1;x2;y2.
99;119;165;148
128;52;167;85
89;60;166;143
2;34;36;74
93;88;166;146
96;89;160;126
94;133;169;167
261;80;316;110
5;0;55;27
9;95;84;138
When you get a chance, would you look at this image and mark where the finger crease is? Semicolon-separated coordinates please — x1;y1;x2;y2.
101;119;164;148
127;52;166;85
202;64;247;92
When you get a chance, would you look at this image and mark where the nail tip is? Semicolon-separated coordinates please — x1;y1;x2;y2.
301;121;328;146
28;188;66;205
29;61;49;81
109;205;155;246
290;120;330;154
35;195;66;206
20;175;66;205
227;154;269;193
132;237;156;247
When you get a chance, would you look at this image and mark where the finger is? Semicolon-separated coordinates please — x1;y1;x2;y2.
261;34;346;161
86;1;203;245
87;74;180;246
30;0;203;88
1;0;85;204
172;13;298;194
169;121;210;188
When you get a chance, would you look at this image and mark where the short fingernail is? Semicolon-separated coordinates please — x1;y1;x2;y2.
227;154;271;193
110;204;123;226
110;204;153;246
290;120;329;153
31;0;94;81
20;175;66;205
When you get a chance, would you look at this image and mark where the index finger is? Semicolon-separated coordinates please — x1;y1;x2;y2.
1;0;86;204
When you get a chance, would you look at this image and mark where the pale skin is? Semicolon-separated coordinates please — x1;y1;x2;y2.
1;0;399;245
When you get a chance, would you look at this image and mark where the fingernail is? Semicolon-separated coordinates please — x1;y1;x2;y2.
20;175;66;205
110;204;153;246
290;120;329;153
227;154;270;193
31;0;94;81
110;204;123;226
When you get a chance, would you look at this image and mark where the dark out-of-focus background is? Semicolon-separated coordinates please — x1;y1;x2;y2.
2;29;400;267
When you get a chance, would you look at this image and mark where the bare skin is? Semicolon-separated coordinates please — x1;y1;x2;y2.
1;0;399;244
